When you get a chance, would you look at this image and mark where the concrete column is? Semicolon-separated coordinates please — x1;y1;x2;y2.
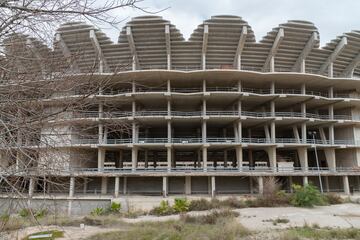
298;147;308;171
328;104;334;120
267;147;277;170
324;176;329;192
123;177;127;194
270;81;275;94
69;177;75;198
324;149;336;171
301;123;307;143
236;146;243;170
203;147;208;171
300;59;306;73
167;99;171;116
132;80;136;93
258;176;263;195
343;176;350;195
329;125;335;145
289;176;293;193
167;79;171;92
132;100;136;117
328;86;334;98
211;176;216;197
67;201;73;216
162;176;168;197
202;120;207;143
98;124;103;144
301;83;306;95
270;121;276;143
270;101;275;117
249;149;253;167
270;56;275;72
132;122;136;143
131;147;138;171
28;178;35;197
115;177;120;197
167;121;171;143
98;148;105;171
238;79;242;92
101;177;108;195
185;176;191;195
238;121;242;142
303;176;308;186
328;62;334;78
203;79;207;92
167;147;172;171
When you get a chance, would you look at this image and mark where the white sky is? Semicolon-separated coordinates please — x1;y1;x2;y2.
101;0;359;47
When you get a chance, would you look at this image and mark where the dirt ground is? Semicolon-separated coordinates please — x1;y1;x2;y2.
4;203;360;240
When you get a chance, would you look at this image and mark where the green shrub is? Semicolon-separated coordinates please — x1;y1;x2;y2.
0;213;10;222
291;184;325;207
109;202;121;213
150;200;173;216
173;198;189;213
91;207;105;216
222;197;246;208
18;208;31;218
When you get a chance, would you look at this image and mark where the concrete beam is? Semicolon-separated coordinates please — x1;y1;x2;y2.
165;24;171;70
319;37;347;75
342;52;360;78
292;32;318;72
263;28;284;72
233;26;248;70
126;26;140;70
202;24;209;70
89;29;110;73
55;33;80;73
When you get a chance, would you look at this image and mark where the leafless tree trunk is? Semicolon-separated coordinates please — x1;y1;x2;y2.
0;0;157;233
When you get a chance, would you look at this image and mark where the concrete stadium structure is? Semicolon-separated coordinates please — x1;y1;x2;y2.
2;15;360;201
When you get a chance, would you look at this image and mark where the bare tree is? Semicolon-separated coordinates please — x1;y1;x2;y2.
0;0;155;234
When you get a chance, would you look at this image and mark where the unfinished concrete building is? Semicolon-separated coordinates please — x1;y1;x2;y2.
1;15;360;199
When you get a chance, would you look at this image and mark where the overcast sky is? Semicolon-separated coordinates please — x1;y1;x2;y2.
102;0;359;47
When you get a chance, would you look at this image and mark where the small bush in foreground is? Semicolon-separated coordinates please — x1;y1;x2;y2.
173;198;190;213
291;184;325;207
90;207;105;216
324;193;343;205
18;208;32;218
181;209;239;225
150;200;173;216
109;202;121;213
188;198;214;211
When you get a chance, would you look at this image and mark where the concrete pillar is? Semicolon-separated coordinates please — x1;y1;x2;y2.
289;176;293;193
211;176;216;197
328;62;334;78
131;147;138;171
115;177;120;197
119;150;123;168
144;150;149;168
203;147;208;171
324;176;329;192
67;200;73;216
236;146;243;170
303;176;308;186
185;176;191;195
238;121;242;142
132;122;137;143
298;147;308;171
101;177;108;195
300;59;306;73
167;147;172;171
328;86;334;98
343;176;350;195
167;121;171;143
267;147;277;170
167;79;171;92
329;124;334;144
270;100;275;116
162;176;168;197
132;80;136;93
123;177;127;194
270;56;275;72
98;124;104;144
270;121;276;143
167;99;171;116
202;120;207;142
28;178;35;197
258;176;263;195
69;177;75;198
249;149;254;167
98;148;105;171
301;83;306;95
324;149;336;171
301;123;307;143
